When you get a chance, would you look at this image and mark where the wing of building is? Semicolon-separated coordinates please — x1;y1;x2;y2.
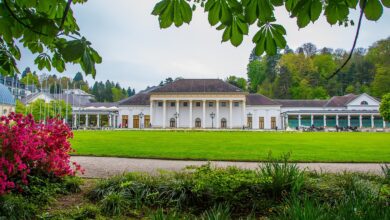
100;78;387;130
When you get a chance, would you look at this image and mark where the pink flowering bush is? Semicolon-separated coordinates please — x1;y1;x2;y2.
0;113;83;195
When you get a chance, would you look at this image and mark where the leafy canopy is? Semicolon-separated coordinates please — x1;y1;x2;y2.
380;93;390;121
152;0;389;56
0;0;101;77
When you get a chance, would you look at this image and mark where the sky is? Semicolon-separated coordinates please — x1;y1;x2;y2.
17;1;390;92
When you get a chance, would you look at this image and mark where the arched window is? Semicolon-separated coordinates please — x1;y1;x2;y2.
221;118;227;128
169;118;176;128
195;118;201;128
360;101;368;105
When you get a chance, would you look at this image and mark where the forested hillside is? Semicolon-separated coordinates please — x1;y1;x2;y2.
227;37;390;99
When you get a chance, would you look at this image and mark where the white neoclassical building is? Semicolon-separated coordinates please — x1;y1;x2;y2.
112;79;388;131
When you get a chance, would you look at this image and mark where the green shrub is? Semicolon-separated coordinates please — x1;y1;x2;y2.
0;194;38;220
149;208;181;220
200;204;231;220
259;152;304;198
381;164;390;183
63;176;83;193
100;192;128;216
276;196;330;220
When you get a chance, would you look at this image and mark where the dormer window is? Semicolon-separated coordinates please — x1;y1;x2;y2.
360;101;368;105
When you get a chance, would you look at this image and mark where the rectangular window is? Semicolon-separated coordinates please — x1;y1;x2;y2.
271;117;277;129
221;102;227;107
208;102;214;107
183;102;188;107
158;102;163;107
170;102;175;107
196;102;201;107
259;117;264;129
234;102;239;107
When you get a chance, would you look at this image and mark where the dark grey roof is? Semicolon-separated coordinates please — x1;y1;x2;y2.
118;93;150;106
0;84;15;105
275;99;328;108
246;94;279;105
323;94;359;107
151;79;243;93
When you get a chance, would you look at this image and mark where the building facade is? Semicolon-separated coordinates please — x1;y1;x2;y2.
0;84;16;116
114;79;388;130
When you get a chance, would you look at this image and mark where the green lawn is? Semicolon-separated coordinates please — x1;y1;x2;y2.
70;131;390;162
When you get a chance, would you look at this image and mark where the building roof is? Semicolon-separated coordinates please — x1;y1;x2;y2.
274;99;328;108
151;79;243;93
0;84;15;105
323;94;359;107
246;94;279;105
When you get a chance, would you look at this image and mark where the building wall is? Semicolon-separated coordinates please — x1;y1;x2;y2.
0;104;15;116
246;106;282;129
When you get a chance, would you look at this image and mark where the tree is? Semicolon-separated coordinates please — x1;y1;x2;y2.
226;76;247;91
0;0;101;77
152;0;388;56
21;72;40;87
301;43;317;57
372;66;390;97
15;100;26;114
73;72;84;82
247;60;266;93
380;93;390;122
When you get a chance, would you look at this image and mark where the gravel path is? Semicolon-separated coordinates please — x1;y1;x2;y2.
71;156;385;178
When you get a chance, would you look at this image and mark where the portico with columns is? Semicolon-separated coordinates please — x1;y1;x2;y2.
150;95;247;129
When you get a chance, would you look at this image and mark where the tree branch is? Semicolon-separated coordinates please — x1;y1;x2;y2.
326;0;367;80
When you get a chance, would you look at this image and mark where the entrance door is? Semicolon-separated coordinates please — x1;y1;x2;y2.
122;115;128;128
259;117;264;129
247;117;252;128
195;118;201;128
133;115;139;128
271;117;276;129
221;118;227;128
170;118;176;128
144;115;150;128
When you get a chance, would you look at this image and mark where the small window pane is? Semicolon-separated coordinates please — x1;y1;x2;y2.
221;102;227;107
196;102;201;107
158;102;163;107
183;102;188;107
234;102;239;107
208;102;213;107
170;102;176;107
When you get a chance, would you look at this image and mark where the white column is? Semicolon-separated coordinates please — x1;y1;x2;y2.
150;100;153;127
323;115;327;127
73;114;77;127
229;100;233;129
242;100;246;127
202;100;206;128
359;115;363;128
162;100;166;129
298;115;301;127
85;114;89;127
189;100;193;128
371;115;374;128
109;114;112;127
285;114;289;129
176;100;179;128
97;114;100;128
127;114;131;128
310;114;314;126
384;119;386;128
216;100;219;128
336;114;339;127
347;114;351;127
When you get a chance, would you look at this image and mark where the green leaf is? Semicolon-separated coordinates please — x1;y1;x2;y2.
57;39;86;62
364;0;383;21
220;2;233;24
208;1;221;26
382;0;390;8
222;26;231;42
159;0;174;28
230;23;243;46
180;0;193;23
271;0;283;6
310;0;322;22
265;31;276;55
173;0;183;27
152;0;169;15
346;0;358;8
244;0;258;24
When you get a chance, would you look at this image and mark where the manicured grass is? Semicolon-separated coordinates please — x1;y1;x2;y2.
70;130;390;162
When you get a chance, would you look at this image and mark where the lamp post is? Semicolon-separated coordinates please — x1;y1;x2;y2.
174;112;179;128
138;112;144;129
247;112;252;129
210;112;215;129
